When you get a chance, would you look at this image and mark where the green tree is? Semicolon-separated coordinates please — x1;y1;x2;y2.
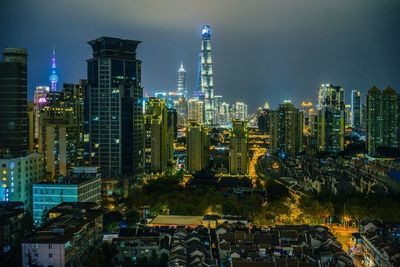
125;210;141;227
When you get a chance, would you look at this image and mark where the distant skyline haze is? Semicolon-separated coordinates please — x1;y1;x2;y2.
0;0;399;111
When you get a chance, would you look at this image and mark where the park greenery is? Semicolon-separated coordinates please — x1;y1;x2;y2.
120;156;400;229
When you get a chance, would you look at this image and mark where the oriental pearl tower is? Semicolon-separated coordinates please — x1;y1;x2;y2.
49;46;59;91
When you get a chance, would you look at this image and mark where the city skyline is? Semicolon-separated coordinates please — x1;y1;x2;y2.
1;2;400;266
1;0;399;110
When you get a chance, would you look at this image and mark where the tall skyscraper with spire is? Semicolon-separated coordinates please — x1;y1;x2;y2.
49;47;59;91
197;25;215;125
177;62;187;99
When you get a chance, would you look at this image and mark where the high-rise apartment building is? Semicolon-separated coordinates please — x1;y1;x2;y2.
218;102;230;126
186;122;209;173
86;37;143;177
63;81;86;164
316;107;345;152
144;98;174;173
351;90;362;130
257;109;271;134
234;102;248;122
33;86;50;140
366;86;399;155
175;98;187;127
188;99;204;124
197;25;215;125
27;102;35;152
38;106;79;178
270;101;303;155
214;95;223;122
345;104;352;127
316;83;345;153
229;120;248;175
382;87;399;149
0;48;28;157
317;83;345;111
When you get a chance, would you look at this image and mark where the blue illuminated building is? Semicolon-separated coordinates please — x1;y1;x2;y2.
32;176;101;225
49;47;59;91
0;153;44;210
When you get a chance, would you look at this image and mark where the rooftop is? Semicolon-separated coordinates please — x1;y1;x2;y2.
149;215;204;226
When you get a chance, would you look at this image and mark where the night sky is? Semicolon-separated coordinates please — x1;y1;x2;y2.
1;0;399;111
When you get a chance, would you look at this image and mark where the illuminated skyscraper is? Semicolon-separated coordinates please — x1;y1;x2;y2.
144;98;174;173
316;83;345;152
86;37;143;177
270;101;303;155
0;48;28;157
176;62;187;126
366;86;399;155
49;47;59;91
187;99;204;124
351;90;361;130
316;107;345;152
234;102;248;121
33;86;50;139
186;121;209;173
229;120;248;175
345;104;352;127
317;83;345;111
38;106;79;178
198;25;215;125
177;62;187;99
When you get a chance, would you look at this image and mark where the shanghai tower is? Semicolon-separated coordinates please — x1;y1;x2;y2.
198;25;215;125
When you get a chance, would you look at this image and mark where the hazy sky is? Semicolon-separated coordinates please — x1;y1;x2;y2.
1;0;399;111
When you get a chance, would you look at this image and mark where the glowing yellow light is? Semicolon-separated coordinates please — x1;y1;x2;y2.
2;170;6;175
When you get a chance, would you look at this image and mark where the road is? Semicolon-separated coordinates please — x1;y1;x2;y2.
248;147;266;187
329;226;364;267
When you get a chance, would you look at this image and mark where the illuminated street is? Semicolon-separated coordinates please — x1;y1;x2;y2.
329;226;364;267
248;147;266;187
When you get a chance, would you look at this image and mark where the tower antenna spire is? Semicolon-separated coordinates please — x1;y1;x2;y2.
49;45;59;91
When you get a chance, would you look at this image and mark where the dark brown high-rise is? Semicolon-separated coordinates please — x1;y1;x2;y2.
0;48;28;157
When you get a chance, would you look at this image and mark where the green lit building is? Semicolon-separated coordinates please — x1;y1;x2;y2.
366;86;399;155
270;101;303;155
144;98;174;173
229;120;248;175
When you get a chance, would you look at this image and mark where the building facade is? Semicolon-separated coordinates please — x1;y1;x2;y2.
316;107;345;152
270;101;303;155
229;120;248;175
197;25;215;125
144;98;174;173
22;202;103;267
316;83;345;153
351;90;362;130
234;102;248;122
366;86;399;155
0;48;28;157
186;122;210;173
177;62;187;99
0;153;44;209
32;177;101;225
86;37;144;177
38;106;79;178
187;99;204;124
